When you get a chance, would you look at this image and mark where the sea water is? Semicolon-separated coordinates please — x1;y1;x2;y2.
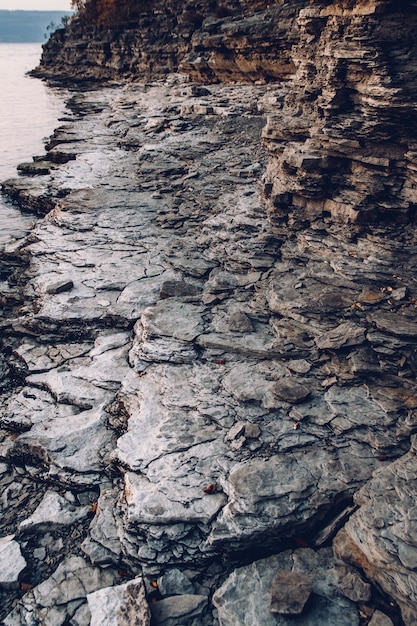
0;43;67;246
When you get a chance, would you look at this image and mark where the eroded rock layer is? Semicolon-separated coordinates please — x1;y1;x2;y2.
263;0;417;225
36;0;302;83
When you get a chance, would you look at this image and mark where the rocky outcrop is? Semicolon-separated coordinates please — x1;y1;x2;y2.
262;0;417;226
35;0;302;83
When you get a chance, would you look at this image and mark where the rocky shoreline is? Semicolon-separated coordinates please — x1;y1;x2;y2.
0;73;415;626
1;0;417;624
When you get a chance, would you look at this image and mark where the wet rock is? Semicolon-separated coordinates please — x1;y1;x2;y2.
17;160;53;176
269;569;313;615
87;577;151;626
0;535;26;589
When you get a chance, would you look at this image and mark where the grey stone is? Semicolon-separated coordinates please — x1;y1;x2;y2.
19;490;91;532
213;549;360;626
150;594;208;626
334;436;417;626
368;611;394;626
3;62;417;626
269;569;313;614
157;569;195;597
46;279;74;294
160;280;201;299
315;322;365;350
228;311;254;332
272;379;311;403
4;556;120;625
87;577;151;626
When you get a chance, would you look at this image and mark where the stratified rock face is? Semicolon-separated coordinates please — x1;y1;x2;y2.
36;0;302;83
263;0;417;226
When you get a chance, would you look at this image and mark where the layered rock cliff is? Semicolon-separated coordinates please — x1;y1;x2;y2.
263;0;417;226
1;0;417;625
35;0;303;83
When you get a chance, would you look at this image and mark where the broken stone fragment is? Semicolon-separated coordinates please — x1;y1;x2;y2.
213;549;362;625
0;535;26;589
315;322;365;350
272;379;311;403
19;490;91;533
269;569;313;615
150;594;208;626
157;568;195;597
159;280;201;299
368;610;394;626
87;577;151;626
4;555;120;625
46;279;74;294
228;310;254;332
338;570;371;603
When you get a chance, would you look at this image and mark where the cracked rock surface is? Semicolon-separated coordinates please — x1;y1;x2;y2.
0;73;416;625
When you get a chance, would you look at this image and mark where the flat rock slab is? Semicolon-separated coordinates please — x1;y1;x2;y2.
19;490;91;532
150;594;208;626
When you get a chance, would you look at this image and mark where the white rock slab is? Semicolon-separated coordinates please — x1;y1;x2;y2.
0;535;26;588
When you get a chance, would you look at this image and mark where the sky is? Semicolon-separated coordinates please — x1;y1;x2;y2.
0;0;72;9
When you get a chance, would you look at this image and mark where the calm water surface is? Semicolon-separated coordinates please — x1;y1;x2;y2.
0;43;68;246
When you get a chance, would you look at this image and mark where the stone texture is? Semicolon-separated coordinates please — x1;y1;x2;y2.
269;570;313;615
334;436;417;626
87;577;151;626
4;556;121;625
35;1;303;84
0;535;26;588
368;611;394;626
150;594;209;626
213;548;362;625
19;490;91;532
262;0;417;226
